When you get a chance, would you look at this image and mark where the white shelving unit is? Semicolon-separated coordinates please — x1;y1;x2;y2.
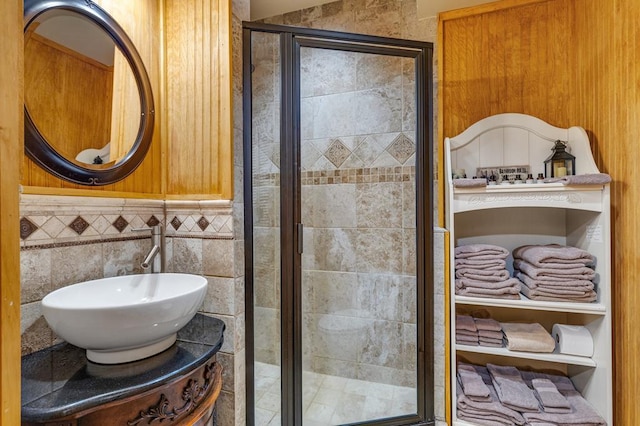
445;113;612;425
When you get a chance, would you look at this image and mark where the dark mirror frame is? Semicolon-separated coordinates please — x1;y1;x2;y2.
23;0;155;186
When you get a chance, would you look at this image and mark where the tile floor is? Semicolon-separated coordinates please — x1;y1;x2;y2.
254;362;418;425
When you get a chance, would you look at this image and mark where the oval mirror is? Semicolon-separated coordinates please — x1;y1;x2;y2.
24;0;154;186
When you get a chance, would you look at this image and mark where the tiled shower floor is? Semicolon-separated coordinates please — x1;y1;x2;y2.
254;362;418;425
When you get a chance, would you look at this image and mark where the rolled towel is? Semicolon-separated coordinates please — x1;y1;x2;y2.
456;314;478;332
516;271;594;289
531;378;571;413
453;178;487;188
486;364;540;412
456;267;512;282
456;258;507;269
456;277;522;291
457;363;491;401
543;173;611;186
514;259;596;281
456;378;526;425
455;243;510;259
522;390;606;425
500;322;556;353
513;244;595;267
474;317;502;332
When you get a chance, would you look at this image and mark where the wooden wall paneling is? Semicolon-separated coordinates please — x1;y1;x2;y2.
0;0;22;423
164;0;233;199
25;35;114;162
22;0;163;196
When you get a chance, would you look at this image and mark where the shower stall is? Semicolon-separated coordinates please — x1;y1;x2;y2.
243;23;434;426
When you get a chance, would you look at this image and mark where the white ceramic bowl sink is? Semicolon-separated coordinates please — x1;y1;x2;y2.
42;273;207;364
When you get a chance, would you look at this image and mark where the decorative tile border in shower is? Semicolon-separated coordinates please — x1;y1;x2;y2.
20;194;165;249
165;200;234;240
252;166;416;187
301;165;415;185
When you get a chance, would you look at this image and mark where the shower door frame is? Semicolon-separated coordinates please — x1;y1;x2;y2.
243;22;435;426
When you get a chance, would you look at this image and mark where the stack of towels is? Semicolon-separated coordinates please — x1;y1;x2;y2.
456;314;504;348
455;244;521;299
456;362;606;425
513;244;597;303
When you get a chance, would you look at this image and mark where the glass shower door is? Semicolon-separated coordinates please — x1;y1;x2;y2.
299;46;419;424
250;30;282;426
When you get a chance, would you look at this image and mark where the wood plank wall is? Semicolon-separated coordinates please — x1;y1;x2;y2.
164;0;233;199
439;0;640;422
0;0;22;423
22;0;164;195
21;0;233;198
24;34;114;162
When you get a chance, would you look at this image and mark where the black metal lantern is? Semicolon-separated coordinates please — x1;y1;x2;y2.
544;140;575;178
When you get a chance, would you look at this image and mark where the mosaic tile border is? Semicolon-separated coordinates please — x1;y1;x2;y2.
253;165;416;187
20;195;234;248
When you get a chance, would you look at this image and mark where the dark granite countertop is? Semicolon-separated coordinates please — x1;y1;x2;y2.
21;314;224;423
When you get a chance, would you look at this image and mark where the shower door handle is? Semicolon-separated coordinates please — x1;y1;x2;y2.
296;223;304;254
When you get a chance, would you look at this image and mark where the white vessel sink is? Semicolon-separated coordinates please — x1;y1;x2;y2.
42;273;207;364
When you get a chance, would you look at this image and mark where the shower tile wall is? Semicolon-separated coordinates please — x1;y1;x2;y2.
252;41;418;389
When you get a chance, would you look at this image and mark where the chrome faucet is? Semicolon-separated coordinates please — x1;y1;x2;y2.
133;225;164;273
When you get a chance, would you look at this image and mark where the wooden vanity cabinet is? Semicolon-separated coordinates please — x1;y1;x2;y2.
23;356;222;426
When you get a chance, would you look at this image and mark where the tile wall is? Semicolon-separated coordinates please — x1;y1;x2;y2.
19;194;244;426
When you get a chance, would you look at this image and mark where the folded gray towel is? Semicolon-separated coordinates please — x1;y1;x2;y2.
457;409;517;425
521;371;577;393
478;329;504;339
500;322;556;353
522;390;606;425
455;243;510;259
513;244;595;267
456;268;512;282
532;378;571;413
456;314;478;332
456;258;508;269
458;364;491;401
456;379;526;425
456;286;521;299
456;337;479;346
453;178;488;188
516;271;594;289
543;173;611;186
474;317;503;332
520;284;598;303
457;329;479;337
487;364;540;412
456;277;522;291
478;339;504;348
520;282;595;297
514;259;596;280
